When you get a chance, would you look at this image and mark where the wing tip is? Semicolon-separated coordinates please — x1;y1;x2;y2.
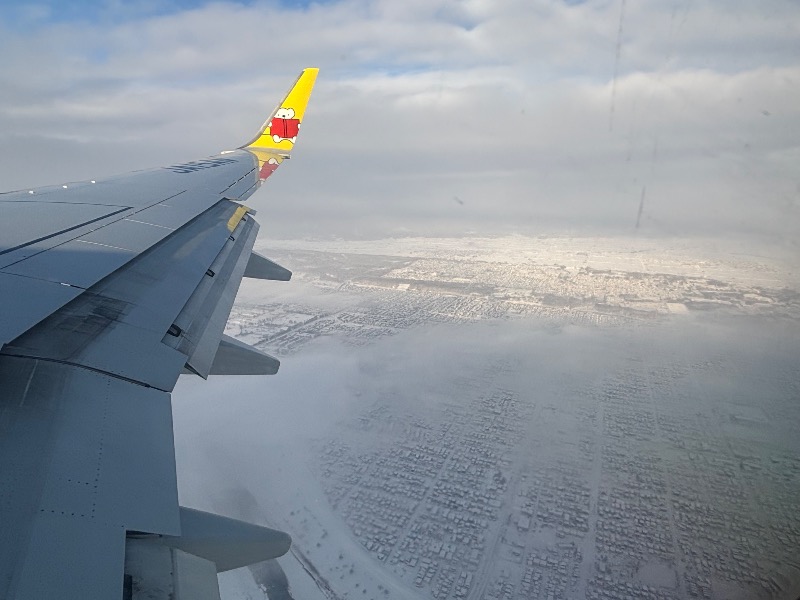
241;67;319;152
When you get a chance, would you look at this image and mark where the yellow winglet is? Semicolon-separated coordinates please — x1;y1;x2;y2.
241;68;318;182
242;68;319;153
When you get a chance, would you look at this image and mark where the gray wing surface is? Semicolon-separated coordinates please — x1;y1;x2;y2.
0;67;318;599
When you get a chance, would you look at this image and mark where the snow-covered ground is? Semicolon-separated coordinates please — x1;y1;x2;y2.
171;236;800;600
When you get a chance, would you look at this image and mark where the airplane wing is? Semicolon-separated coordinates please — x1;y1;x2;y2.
0;68;318;600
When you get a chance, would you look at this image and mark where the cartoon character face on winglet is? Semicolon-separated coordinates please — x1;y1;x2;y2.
270;107;300;144
259;157;280;180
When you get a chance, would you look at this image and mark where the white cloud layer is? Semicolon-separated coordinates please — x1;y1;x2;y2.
0;0;798;245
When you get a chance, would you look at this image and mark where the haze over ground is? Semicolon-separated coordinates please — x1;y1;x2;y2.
169;232;798;600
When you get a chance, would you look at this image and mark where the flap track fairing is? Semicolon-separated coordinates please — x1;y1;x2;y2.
209;334;280;375
244;252;292;281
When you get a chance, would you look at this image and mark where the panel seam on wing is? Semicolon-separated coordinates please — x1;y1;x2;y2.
0;353;168;392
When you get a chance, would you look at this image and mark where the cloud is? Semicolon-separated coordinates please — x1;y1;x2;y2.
0;0;798;243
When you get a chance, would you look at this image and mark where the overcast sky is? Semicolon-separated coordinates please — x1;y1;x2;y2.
0;0;798;244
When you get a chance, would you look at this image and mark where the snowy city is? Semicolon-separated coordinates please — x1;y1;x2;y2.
174;235;800;600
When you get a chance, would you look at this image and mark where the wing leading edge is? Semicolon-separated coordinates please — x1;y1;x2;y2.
0;69;318;599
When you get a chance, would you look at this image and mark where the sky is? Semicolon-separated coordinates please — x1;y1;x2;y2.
0;0;798;245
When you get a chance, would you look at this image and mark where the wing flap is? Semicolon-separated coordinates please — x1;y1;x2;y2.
125;541;223;600
170;208;259;378
0;355;179;599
